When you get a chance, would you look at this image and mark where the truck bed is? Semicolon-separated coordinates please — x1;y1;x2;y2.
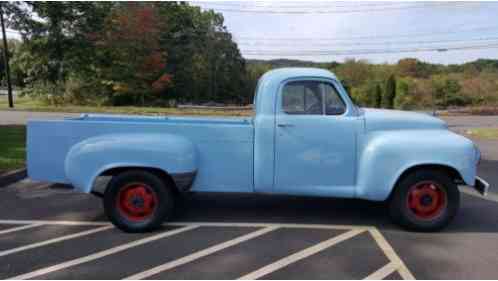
28;114;255;192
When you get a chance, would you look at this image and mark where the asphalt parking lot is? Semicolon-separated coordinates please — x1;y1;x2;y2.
1;169;497;279
0;111;497;279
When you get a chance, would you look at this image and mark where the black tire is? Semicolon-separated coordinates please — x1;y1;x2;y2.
103;170;175;233
389;169;460;232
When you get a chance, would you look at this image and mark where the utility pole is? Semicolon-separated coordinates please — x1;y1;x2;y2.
0;4;13;108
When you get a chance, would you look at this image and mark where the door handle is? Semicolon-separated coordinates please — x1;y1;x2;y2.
277;123;295;128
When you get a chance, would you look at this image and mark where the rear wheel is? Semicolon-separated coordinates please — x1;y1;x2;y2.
104;170;175;233
389;170;459;231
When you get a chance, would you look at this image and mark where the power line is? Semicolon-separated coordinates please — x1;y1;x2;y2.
236;36;498;48
195;2;422;9
234;25;498;41
198;2;468;14
241;42;498;56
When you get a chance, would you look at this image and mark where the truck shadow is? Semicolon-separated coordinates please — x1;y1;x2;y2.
173;159;498;234
174;188;498;234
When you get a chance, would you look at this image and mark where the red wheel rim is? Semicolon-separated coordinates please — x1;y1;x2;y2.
116;183;158;222
407;181;447;220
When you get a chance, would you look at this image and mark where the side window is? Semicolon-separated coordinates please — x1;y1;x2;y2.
323;83;346;115
282;81;323;115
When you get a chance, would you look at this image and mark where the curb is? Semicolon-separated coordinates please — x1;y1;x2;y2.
0;168;27;188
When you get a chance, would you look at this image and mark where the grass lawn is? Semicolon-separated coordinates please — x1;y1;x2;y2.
465;128;498;140
0;126;26;173
0;96;253;117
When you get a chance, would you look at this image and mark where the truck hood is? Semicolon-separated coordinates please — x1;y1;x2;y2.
361;108;447;132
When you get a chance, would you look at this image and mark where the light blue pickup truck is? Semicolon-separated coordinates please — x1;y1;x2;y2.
27;68;488;232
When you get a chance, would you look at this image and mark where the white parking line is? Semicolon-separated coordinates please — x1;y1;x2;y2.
0;223;43;235
125;226;278;279
0;219;109;226
0;225;113;258
364;262;398;280
8;225;198;280
238;229;365;280
169;222;371;231
369;229;415;280
0;219;413;280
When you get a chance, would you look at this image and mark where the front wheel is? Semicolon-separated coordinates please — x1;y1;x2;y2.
389;170;460;231
104;170;175;233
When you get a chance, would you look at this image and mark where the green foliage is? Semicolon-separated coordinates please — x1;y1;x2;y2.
431;75;471;107
4;2;498;109
394;78;418;110
0;126;26;171
383;75;396;109
374;84;382;108
351;80;383;108
7;2;247;107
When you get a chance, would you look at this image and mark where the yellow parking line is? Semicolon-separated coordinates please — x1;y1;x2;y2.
369;229;415;280
238;229;365;280
364;262;398;280
125;226;278;280
8;225;198;280
0;223;43;235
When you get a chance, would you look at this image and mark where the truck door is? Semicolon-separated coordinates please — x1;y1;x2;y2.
274;79;358;197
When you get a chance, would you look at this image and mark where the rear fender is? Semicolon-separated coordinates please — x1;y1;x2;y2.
64;133;197;193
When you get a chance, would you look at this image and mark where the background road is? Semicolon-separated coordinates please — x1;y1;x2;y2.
0;109;497;127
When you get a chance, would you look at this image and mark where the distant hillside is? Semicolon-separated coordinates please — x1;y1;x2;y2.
246;59;338;69
247;58;498;71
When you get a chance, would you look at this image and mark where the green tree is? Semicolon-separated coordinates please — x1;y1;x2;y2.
374;83;382;108
383;75;396;109
94;3;170;105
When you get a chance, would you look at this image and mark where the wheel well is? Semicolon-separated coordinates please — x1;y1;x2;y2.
94;166;179;196
387;164;463;201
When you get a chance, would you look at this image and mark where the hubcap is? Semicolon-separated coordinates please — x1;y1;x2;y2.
117;183;157;221
407;181;446;220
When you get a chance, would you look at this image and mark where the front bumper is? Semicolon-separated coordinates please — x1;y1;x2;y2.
474;176;490;196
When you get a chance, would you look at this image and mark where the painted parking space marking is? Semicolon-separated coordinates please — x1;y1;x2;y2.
0;225;113;258
0;224;43;236
0;219;414;280
8;225;198;280
38;226;262;279
125;226;278;280
368;228;415;280
365;262;398;280
0;219;108;226
238;229;364;280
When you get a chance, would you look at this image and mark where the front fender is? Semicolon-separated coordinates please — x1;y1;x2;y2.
356;129;476;201
65;133;197;193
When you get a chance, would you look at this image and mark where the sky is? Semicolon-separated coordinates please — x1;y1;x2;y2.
192;1;498;64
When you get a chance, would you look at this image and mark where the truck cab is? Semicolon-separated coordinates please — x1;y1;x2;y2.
253;68;361;198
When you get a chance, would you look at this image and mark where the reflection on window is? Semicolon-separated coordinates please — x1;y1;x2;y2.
323;83;346;115
282;81;345;115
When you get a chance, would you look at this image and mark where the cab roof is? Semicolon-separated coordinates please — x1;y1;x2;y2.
260;67;339;83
